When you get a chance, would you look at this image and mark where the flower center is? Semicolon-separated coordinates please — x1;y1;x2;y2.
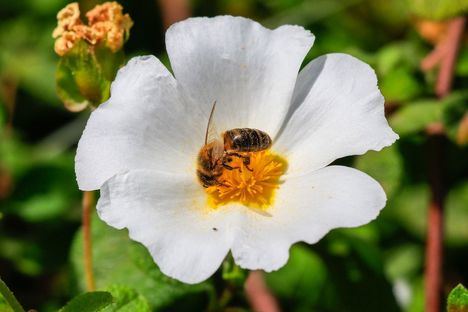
206;151;287;209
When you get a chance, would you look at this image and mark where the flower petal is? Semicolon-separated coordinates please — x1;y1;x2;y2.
166;16;314;136
275;53;398;176
231;166;386;271
97;170;240;284
75;56;206;190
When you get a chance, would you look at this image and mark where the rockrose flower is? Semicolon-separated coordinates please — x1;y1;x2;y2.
75;16;398;284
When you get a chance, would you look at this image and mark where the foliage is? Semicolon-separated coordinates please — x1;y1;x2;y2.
59;291;113;312
71;214;214;310
0;277;24;312
265;245;327;309
447;284;468;312
102;285;151;312
407;0;468;20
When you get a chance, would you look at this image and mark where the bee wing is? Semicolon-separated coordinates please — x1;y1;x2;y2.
205;100;221;144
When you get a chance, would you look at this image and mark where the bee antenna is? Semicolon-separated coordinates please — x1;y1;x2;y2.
205;100;217;144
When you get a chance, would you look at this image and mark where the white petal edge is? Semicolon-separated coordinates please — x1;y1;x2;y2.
75;56;206;191
97;169;241;284
275;53;398;176
231;165;387;271
166;15;314;137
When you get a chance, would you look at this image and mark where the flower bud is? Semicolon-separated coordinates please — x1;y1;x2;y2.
53;2;132;112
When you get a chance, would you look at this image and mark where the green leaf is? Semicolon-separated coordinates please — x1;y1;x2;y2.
384;184;429;239
446;182;468;246
331;226;383;274
0;134;31;177
380;67;423;103
0;293;14;312
389;100;442;136
0;277;24;312
354;144;403;198
265;245;327;307
71;214;214;310
7;160;81;222
441;92;468;145
407;0;468;20
13;190;69;221
262;0;362;28
101;285;150;312
59;291;113;312
377;46;406;76
447;284;468;312
376;42;424;76
322;232;400;311
0;237;43;276
0;104;5;129
407;278;425;312
384;244;423;280
456;48;468;77
361;180;468;280
376;42;426;104
0;18;59;105
366;0;411;30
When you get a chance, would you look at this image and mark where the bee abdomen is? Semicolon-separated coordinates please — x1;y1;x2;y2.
224;128;272;152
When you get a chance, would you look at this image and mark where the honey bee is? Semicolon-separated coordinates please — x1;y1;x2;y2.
197;101;272;188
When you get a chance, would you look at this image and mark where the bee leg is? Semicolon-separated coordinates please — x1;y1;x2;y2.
217;180;229;187
243;159;253;172
238;155;253;171
225;152;253;171
220;157;238;171
222;163;240;171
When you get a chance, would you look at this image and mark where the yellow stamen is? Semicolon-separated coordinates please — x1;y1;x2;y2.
206;151;287;209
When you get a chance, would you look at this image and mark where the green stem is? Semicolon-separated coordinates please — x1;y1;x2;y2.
218;284;235;309
0;277;25;312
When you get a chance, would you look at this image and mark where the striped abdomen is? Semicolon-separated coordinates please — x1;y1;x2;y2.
223;128;272;152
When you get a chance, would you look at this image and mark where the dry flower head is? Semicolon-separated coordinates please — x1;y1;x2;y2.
53;2;133;56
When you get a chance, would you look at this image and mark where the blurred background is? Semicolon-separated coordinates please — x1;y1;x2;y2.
0;0;467;311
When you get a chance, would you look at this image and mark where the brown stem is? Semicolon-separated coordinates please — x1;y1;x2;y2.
421;17;465;312
0;74;18;136
157;0;190;29
425;133;445;312
245;271;281;312
436;18;466;98
82;191;96;291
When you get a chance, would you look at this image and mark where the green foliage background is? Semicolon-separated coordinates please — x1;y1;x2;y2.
0;0;467;311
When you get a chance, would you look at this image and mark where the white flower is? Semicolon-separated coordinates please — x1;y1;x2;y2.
75;16;398;284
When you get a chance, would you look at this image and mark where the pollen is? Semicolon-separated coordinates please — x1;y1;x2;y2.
207;151;287;209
